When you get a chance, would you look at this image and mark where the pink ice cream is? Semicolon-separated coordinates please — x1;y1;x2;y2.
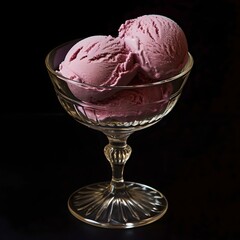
118;14;188;81
56;14;189;122
58;35;139;102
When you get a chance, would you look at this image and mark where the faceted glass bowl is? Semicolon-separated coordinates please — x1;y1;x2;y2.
45;39;193;229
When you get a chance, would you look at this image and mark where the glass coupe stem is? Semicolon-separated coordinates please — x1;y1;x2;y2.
104;134;132;190
68;131;168;228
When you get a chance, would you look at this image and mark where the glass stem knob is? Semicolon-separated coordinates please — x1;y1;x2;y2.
104;135;132;190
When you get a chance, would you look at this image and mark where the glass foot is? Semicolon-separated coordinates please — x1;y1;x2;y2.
68;181;168;229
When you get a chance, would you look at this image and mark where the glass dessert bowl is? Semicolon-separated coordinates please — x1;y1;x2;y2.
45;39;193;229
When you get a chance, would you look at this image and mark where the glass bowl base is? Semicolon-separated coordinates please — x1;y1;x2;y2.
68;181;168;229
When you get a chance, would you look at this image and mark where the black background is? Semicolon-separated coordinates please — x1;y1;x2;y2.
1;0;240;239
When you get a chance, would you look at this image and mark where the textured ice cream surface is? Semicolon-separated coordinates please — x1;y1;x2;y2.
55;14;189;123
57;35;139;102
118;14;188;80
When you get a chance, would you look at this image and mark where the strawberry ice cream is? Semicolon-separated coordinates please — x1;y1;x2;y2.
58;35;139;102
56;14;189;122
118;14;188;81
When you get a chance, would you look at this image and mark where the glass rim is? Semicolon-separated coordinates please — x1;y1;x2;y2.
45;40;194;90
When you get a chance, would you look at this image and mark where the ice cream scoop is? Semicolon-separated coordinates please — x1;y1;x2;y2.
118;14;188;80
58;35;139;102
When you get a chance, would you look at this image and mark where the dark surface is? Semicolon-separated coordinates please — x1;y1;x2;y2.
1;0;240;239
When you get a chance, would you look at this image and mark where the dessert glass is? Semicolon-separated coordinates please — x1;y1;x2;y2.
45;39;193;229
